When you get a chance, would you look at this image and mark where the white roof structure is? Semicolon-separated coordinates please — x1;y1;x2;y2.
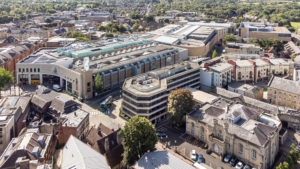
61;135;109;169
153;36;179;45
133;151;195;169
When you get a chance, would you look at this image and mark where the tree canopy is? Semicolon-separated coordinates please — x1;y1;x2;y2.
168;88;194;125
212;50;218;58
223;34;238;45
121;116;157;166
0;68;13;98
94;74;103;94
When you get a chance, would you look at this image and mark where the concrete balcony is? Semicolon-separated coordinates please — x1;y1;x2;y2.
123;99;168;110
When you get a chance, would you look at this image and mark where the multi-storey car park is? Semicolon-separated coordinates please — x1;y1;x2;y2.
121;61;200;123
16;37;189;99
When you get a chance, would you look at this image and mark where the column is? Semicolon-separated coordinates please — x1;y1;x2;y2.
60;78;63;87
39;74;43;85
28;74;31;85
78;75;83;99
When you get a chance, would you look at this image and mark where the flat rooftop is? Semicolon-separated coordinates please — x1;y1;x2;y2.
209;62;233;72
185;87;218;104
236;60;253;67
61;109;88;128
19;43;185;74
253;59;269;66
150;24;217;47
123;62;199;95
269;58;288;65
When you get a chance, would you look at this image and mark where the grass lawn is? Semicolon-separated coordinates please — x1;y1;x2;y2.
291;22;300;30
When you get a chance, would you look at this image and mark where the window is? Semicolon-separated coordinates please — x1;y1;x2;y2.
87;82;91;92
252;149;256;159
19;68;21;72
37;68;40;72
239;143;243;154
218;130;223;139
34;68;36;72
228;143;230;149
30;68;32;72
26;68;28;72
191;122;194;136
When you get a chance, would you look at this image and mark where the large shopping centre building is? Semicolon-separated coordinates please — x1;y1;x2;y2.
16;37;188;99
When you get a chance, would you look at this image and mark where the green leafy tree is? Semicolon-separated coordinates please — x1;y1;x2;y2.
287;155;294;169
76;37;90;41
133;23;139;31
212;49;218;58
98;25;106;31
282;162;289;169
289;144;300;164
164;18;169;23
296;41;300;46
168;88;194;125
118;24;127;33
120;10;126;16
276;163;283;169
291;54;296;61
45;17;52;23
105;33;114;37
0;68;13;98
94;74;103;93
121;116;157;166
223;34;238;45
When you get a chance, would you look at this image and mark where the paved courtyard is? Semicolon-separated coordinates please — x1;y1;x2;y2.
156;126;234;169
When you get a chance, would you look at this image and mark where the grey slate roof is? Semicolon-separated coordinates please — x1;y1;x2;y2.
268;76;300;95
133;151;195;169
62;135;109;169
213;87;279;114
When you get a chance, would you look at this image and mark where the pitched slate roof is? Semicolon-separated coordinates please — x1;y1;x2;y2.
62;135;109;169
133;151;195;169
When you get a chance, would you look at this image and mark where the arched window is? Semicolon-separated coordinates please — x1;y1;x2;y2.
239;143;243;154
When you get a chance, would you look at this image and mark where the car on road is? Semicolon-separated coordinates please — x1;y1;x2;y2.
223;154;232;163
156;131;167;137
235;162;244;169
243;165;251;169
190;150;197;161
230;156;238;166
197;154;205;163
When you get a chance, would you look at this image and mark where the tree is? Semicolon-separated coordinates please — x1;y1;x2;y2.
45;17;52;23
212;50;218;58
282;162;289;169
287;155;294;169
290;54;295;61
98;25;106;31
120;10;126;16
94;74;103;93
222;34;238;45
276;163;283;169
133;23;139;31
296;41;300;46
105;33;114;37
168;88;194;125
0;68;13;98
118;24;127;33
121;116;157;166
164;18;169;23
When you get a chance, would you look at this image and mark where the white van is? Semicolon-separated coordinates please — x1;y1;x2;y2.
53;84;62;92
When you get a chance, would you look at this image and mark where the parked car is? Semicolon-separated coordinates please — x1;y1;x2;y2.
230;156;238;166
53;84;62;92
296;130;300;135
235;162;244;169
243;165;251;169
190;150;197;161
223;154;232;163
197;154;205;163
156;131;167;137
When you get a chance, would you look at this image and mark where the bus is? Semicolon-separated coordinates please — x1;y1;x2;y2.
100;96;113;113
